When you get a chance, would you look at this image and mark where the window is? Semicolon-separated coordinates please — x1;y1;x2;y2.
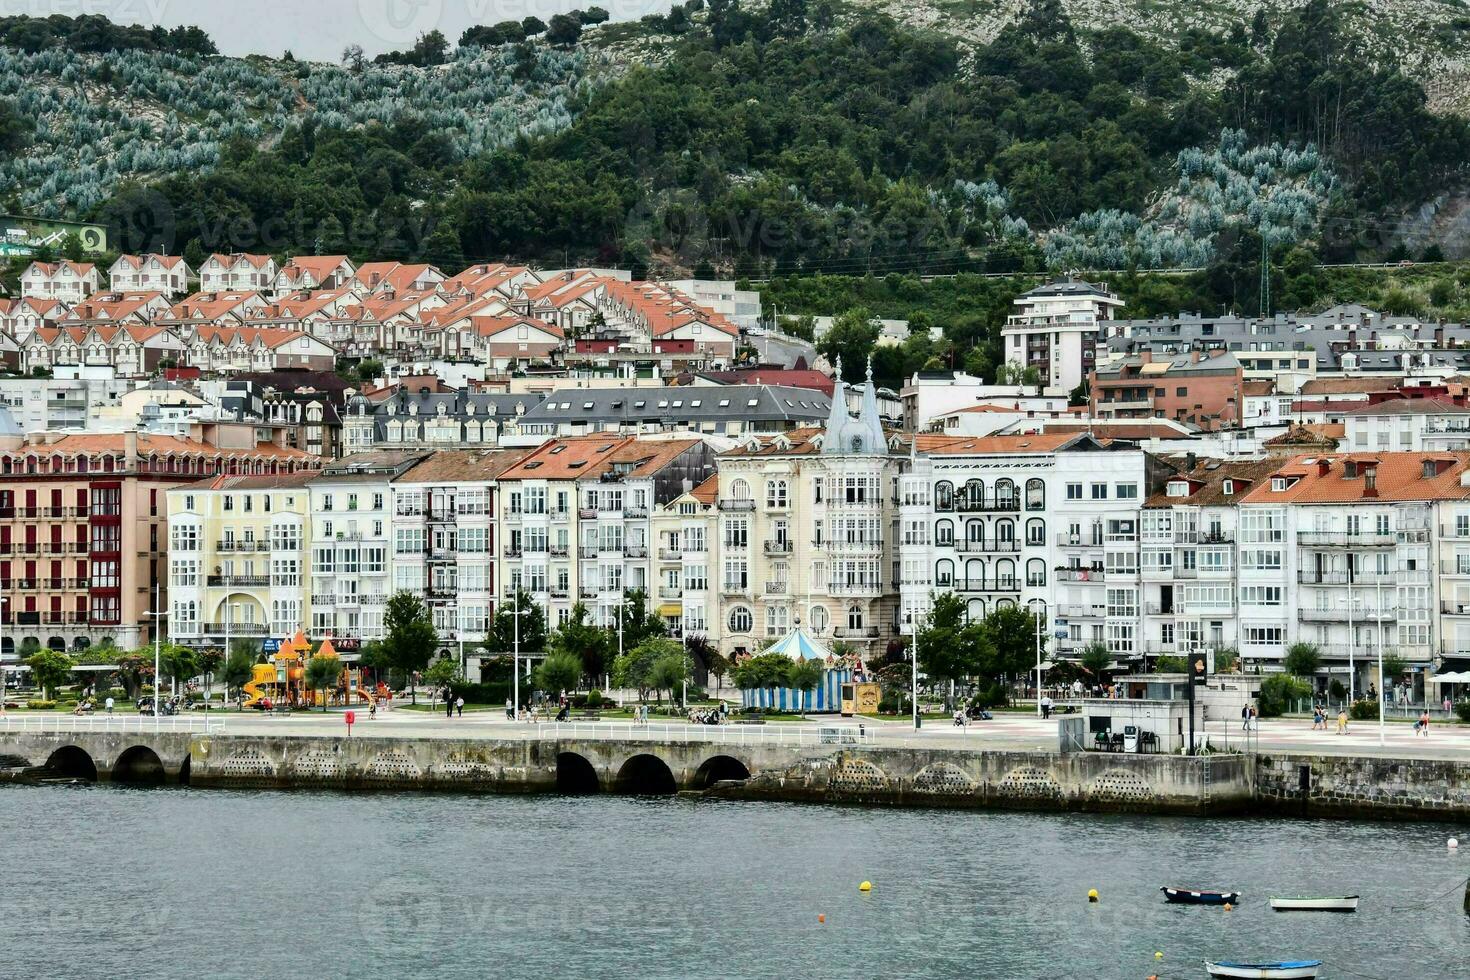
1115;483;1138;500
1066;482;1082;500
728;606;752;633
846;605;864;630
1090;483;1108;500
1025;479;1044;510
809;605;829;632
765;480;788;508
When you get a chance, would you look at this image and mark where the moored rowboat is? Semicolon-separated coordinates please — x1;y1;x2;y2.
1162;885;1240;905
1205;960;1321;979
1269;895;1358;912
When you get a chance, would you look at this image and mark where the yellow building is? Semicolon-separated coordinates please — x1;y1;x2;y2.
165;472;315;646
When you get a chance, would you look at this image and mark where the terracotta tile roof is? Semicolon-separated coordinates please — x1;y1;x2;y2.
1145;457;1286;507
469;314;564;340
394;448;533;483
211;471;321;490
689;474;718;505
1241;380;1276;396
1341;398;1470;416
1237;451;1470;504
694;368;834;395
27;260;95;278
498;435;634;480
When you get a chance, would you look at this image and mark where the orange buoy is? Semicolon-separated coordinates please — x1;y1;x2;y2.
818;914;825;923
1223;902;1233;912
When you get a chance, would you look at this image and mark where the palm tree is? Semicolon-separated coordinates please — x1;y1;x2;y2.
1080;642;1112;688
788;659;824;713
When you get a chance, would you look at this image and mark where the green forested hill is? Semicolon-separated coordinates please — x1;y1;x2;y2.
2;1;1468;280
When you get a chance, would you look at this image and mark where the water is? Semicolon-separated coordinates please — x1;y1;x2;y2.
3;785;1468;980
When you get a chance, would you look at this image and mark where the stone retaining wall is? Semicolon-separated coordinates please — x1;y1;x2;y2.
1254;753;1470;821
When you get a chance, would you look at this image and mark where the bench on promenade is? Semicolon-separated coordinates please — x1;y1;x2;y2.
571;712;601;721
273;703;293;717
737;710;766;725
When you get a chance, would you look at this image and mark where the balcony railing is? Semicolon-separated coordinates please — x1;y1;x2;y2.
202;622;268;635
1055;604;1105;618
952;577;1019;593
1442;601;1470;615
1296;531;1395;547
658;586;683;600
659;548;683;561
1299;570;1397;585
216;540;270;552
954;539;1020;554
623;546;648;559
1054;566;1104;582
764;581;787;594
1298;606;1397;622
832;626;879;639
829;582;885;597
1056;533;1102;547
763;540;792;555
953;497;1020;513
206;575;270;587
717;499;755;512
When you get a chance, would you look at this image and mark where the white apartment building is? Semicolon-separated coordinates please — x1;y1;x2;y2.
386;451;521;647
712;360;899;661
1236;453;1455;688
1001;279;1123;392
1341;400;1470;453
899;432;1162;661
496;436;716;634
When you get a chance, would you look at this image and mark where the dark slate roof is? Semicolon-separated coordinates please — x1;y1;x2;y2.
516;384;832;425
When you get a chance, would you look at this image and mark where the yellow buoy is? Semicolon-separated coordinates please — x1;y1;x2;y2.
859;880;872;892
1087;889;1099;902
1155;952;1163;960
1223;902;1233;912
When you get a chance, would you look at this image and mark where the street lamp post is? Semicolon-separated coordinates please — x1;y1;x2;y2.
1376;578;1386;746
905;608;920;731
512;588;520;720
1031;599;1046;717
147;581;166;731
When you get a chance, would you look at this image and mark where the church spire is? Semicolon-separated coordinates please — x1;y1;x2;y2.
860;354;886;451
822;356;849;450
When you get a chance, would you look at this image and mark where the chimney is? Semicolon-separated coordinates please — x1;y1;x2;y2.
1317;458;1331;477
1185;451;1197;472
124;430;138;467
1349;328;1357;349
1190;350;1201;363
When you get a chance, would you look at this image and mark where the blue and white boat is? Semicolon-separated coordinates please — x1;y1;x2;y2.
1162;885;1239;905
1205;960;1322;979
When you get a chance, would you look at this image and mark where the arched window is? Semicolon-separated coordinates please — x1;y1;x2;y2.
846;605;864;630
996;478;1017;510
963;479;984;510
1025;478;1045;511
730;478;751;501
996;559;1016;589
934;519;954;547
1027;558;1046;588
1026;518;1046;547
809;605;829;633
728;606;752;634
934;481;954;511
935;559;954;588
765;480;788;508
965;559;985;588
996;519;1015;545
967;598;986;620
965;520;984;546
996;597;1016;610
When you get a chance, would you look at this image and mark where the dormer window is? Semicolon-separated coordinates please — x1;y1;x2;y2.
1222;480;1234;495
1344;461;1358;478
1423;460;1438;479
1270;477;1286;492
1166;480;1189;497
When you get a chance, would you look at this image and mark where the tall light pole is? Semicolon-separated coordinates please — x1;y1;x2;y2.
512;587;520;720
1031;598;1046;717
148;580;166;730
1376;577;1386;746
905;608;920;731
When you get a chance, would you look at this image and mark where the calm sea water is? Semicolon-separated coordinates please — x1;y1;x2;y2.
3;785;1468;980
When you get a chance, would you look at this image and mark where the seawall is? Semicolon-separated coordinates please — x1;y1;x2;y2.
5;729;1468;821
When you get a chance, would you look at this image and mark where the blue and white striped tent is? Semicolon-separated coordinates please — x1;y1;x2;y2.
741;629;852;713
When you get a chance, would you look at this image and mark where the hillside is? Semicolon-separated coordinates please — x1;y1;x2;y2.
1;1;1468;277
861;0;1470;114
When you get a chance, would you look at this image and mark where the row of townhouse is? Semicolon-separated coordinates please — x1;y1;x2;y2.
156;391;1470;690
0;432;321;654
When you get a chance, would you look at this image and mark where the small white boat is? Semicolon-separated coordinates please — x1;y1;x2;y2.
1205;960;1322;979
1269;895;1359;913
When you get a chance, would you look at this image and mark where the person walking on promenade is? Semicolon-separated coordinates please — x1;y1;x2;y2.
105;695;114;716
1241;704;1250;732
505;697;513;720
1336;709;1348;735
455;696;464;718
1248;704;1257;731
1419;709;1430;736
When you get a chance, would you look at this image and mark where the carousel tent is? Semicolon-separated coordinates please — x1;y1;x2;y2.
741;628;853;713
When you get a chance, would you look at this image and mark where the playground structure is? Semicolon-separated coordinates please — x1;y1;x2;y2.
240;632;384;709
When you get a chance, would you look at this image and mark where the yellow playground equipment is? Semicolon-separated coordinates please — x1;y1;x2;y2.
240;631;382;709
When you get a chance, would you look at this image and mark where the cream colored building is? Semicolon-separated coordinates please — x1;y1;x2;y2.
712;360;901;662
166;471;315;645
